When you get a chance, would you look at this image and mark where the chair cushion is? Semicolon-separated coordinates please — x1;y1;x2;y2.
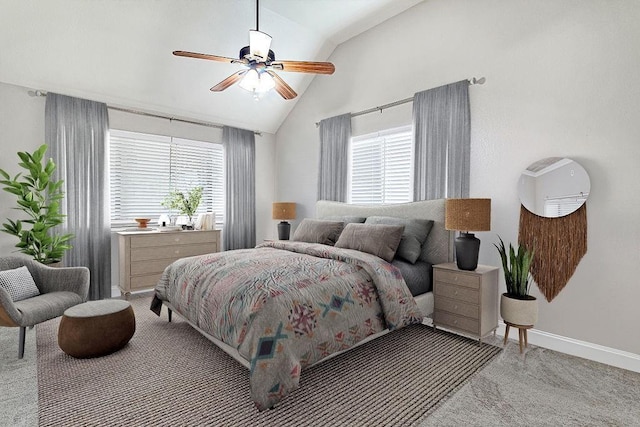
12;291;84;327
0;266;40;302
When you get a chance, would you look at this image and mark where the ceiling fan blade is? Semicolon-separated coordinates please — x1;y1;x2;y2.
266;71;297;100
173;50;236;63
211;70;248;92
272;60;335;75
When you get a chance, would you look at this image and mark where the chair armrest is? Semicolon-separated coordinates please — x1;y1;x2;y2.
0;287;20;326
28;263;90;302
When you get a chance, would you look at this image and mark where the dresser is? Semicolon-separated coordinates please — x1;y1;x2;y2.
118;229;221;299
433;263;499;341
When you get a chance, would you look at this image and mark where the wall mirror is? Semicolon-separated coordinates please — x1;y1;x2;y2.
518;157;590;218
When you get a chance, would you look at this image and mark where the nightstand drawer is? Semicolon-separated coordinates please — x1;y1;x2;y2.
435;296;479;319
434;311;479;335
434;269;480;289
434;283;479;304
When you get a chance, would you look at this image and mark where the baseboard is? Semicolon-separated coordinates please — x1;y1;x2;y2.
496;322;640;373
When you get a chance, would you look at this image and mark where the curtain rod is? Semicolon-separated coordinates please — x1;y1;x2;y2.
545;192;589;201
315;77;485;127
28;90;262;136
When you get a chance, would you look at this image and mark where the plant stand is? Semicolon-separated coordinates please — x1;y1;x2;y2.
503;321;532;354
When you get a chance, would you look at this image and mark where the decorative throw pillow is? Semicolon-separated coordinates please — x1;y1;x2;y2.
320;215;367;225
0;266;40;302
335;223;404;263
292;219;344;246
364;216;434;264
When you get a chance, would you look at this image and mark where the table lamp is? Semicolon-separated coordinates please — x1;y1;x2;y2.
272;202;296;240
445;198;491;271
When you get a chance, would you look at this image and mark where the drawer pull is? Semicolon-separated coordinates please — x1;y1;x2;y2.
454;290;458;295
454;305;458;310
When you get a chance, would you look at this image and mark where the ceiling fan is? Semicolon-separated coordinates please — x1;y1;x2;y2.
173;0;335;100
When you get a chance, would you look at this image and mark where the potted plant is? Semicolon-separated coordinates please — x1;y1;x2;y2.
161;186;203;229
0;144;74;264
495;236;537;326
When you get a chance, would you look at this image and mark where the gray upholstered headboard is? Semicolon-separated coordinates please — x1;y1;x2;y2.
316;200;454;265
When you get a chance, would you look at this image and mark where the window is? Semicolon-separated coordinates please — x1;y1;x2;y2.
109;130;224;226
544;195;587;217
349;125;413;204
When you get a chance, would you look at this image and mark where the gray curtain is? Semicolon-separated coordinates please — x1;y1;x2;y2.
317;113;351;201
223;126;255;250
413;80;470;200
45;93;111;300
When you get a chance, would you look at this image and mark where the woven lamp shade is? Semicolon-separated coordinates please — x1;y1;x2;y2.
445;198;491;232
272;202;296;220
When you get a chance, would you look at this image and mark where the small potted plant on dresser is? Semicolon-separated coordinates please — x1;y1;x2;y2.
161;186;203;230
495;236;537;352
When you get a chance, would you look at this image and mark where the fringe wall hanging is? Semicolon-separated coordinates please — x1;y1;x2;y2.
518;204;587;302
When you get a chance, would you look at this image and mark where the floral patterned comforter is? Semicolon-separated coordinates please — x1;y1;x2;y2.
153;241;423;410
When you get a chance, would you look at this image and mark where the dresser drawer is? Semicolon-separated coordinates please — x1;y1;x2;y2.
434;296;479;319
130;231;218;248
434;310;479;335
131;243;214;262
434;269;480;289
130;258;180;275
129;273;163;290
434;282;479;304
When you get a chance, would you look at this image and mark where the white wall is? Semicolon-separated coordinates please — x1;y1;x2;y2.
0;84;45;257
275;0;640;355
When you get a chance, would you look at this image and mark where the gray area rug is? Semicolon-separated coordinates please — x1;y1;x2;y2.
36;296;501;426
0;326;38;427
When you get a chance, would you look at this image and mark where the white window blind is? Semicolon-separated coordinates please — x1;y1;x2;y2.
109;130;224;225
544;195;587;217
349;125;413;204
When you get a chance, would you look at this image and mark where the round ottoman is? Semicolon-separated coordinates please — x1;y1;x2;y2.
58;300;136;358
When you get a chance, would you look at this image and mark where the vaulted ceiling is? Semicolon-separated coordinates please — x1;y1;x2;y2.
0;0;422;134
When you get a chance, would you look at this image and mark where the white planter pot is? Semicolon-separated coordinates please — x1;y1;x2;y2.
500;293;538;326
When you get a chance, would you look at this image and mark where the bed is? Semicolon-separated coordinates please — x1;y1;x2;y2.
151;199;453;410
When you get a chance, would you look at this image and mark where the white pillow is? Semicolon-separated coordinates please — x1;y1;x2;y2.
0;266;41;302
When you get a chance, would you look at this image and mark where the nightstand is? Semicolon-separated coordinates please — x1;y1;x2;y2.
432;262;499;342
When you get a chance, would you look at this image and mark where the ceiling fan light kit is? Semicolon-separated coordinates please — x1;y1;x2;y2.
173;0;335;100
238;68;275;95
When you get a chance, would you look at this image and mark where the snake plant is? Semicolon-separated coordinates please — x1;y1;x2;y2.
495;236;534;299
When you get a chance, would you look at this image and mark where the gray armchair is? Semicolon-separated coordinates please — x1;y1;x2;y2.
0;256;89;358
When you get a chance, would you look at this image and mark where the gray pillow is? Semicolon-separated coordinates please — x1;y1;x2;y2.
0;265;40;302
292;219;344;246
335;223;404;263
364;216;434;264
321;215;366;225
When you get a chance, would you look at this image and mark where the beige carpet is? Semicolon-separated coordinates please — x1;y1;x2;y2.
37;297;501;426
